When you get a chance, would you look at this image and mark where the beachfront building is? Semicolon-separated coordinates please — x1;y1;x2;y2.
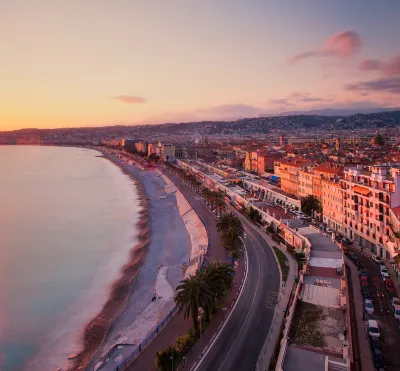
341;164;400;258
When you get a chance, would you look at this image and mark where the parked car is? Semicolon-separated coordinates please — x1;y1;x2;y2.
341;237;353;245
360;278;369;287
348;252;357;261
381;271;390;281
391;297;400;309
373;347;387;370
362;286;371;298
368;319;380;338
372;255;383;264
380;265;388;274
384;278;395;294
393;304;400;321
369;337;383;352
365;298;375;315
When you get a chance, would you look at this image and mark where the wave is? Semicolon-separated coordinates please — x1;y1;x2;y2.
69;171;150;370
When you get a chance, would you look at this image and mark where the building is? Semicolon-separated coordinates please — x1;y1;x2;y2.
245;150;282;174
322;180;345;234
298;168;313;198
312;164;343;202
275;160;307;197
162;144;176;161
341;164;400;258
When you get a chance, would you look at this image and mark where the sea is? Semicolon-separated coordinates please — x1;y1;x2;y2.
0;146;140;371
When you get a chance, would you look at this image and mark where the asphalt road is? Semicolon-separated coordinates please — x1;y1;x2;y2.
195;214;280;371
163;165;281;371
348;247;400;370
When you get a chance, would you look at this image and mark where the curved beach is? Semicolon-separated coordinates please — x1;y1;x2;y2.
77;150;207;371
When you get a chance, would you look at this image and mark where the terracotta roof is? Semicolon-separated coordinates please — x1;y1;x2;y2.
313;163;343;175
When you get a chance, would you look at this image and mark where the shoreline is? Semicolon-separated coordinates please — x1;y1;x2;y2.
70;151;150;370
68;148;208;371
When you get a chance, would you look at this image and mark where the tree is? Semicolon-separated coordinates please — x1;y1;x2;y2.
155;346;179;371
201;262;234;319
248;207;262;223
174;275;213;333
216;213;244;250
301;195;322;216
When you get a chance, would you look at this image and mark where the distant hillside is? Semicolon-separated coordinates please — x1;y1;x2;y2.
278;107;400;117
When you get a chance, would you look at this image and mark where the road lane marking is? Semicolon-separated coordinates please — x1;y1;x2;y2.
215;230;262;371
190;232;250;371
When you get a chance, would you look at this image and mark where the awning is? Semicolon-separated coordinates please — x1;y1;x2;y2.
353;185;370;196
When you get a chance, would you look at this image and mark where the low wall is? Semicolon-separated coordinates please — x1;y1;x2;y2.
275;279;303;371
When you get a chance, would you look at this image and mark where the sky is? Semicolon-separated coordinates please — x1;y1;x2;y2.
1;0;400;130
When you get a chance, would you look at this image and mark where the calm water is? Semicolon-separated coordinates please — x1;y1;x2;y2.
0;146;139;371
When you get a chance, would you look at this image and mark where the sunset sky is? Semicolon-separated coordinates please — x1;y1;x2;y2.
1;0;400;130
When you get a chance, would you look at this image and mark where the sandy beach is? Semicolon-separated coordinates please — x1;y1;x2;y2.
78;150;207;371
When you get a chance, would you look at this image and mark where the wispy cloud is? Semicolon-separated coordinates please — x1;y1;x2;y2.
359;53;400;76
269;98;292;105
287;30;362;65
111;95;146;104
344;77;400;94
270;92;329;105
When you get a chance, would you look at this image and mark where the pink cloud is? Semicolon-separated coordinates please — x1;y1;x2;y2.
359;54;400;76
111;95;146;104
287;30;362;64
344;76;400;94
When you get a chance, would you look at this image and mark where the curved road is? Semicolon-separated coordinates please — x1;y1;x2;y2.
194;212;281;371
162;166;281;371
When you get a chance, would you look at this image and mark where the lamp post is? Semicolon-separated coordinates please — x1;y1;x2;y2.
198;307;204;357
170;355;174;370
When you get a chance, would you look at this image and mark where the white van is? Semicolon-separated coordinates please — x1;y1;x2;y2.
393;305;400;321
368;320;380;338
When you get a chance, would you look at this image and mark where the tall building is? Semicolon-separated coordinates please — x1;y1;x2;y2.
341;164;400;258
322;180;344;233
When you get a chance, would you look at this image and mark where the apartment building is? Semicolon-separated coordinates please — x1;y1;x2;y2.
298;168;313;198
312;164;343;202
276;160;307;197
322;180;345;233
341;164;400;258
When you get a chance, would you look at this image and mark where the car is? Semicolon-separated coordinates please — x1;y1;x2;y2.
384;278;395;294
369;337;383;352
391;297;400;309
381;271;390;280
342;246;349;255
373;347;386;370
372;255;383;264
380;265;388;274
341;237;353;245
347;252;357;262
358;269;368;278
362;286;371;298
325;228;333;234
393;304;400;320
360;278;369;287
365;298;374;314
368;319;380;338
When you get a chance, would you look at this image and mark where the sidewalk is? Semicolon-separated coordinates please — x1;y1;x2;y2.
125;171;245;371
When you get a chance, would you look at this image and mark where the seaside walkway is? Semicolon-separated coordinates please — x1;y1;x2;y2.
124;166;243;371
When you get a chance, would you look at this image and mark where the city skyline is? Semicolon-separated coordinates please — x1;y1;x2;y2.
1;0;400;130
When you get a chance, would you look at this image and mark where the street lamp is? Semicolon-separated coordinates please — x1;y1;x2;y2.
170;355;174;370
198;307;204;357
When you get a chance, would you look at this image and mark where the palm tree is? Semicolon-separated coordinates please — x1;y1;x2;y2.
174;275;213;333
200;262;234;320
215;197;226;217
216;213;244;250
155;345;178;371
